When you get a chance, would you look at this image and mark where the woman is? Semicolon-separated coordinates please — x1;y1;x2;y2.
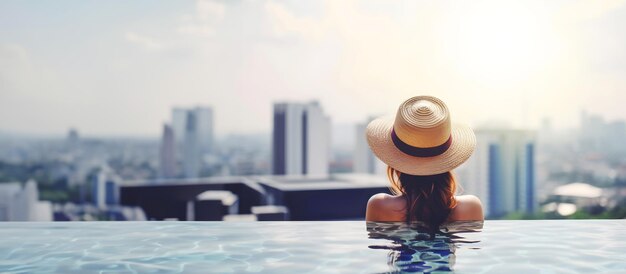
365;95;483;231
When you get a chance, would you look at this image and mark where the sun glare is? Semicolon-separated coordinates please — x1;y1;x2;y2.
443;2;558;88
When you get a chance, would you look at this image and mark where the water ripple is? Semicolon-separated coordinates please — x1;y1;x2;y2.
0;220;624;273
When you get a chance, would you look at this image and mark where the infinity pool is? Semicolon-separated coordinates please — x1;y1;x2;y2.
0;220;625;273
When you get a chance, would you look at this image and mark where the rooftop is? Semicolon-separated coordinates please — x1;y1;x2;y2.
553;182;603;198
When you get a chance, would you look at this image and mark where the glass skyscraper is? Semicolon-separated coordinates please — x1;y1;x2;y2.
457;129;537;218
272;101;330;176
171;106;214;178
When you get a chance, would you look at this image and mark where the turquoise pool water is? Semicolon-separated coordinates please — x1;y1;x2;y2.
0;220;625;273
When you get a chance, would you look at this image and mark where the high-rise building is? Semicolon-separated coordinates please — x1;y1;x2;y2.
171;106;214;178
92;168;120;209
0;180;52;221
159;123;177;179
172;108;188;145
184;111;201;178
353;118;385;175
194;107;214;153
66;128;79;149
579;110;626;154
172;107;214;152
272;101;330;176
456;129;536;218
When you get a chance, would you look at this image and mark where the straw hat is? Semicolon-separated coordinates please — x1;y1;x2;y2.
366;95;476;176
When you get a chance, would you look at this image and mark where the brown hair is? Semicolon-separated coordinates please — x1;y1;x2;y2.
387;166;458;232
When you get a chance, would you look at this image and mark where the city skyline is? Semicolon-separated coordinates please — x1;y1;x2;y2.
1;94;625;222
2;0;626;136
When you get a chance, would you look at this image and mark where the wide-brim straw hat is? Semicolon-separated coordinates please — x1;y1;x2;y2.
366;95;476;176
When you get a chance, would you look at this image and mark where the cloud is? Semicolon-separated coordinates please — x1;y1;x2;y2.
178;0;225;37
262;0;444;100
264;0;325;41
125;0;227;51
125;31;164;51
4;0;626;135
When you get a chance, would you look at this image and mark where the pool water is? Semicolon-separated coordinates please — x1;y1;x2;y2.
0;220;625;273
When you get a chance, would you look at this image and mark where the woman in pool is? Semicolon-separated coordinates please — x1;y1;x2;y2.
365;95;484;231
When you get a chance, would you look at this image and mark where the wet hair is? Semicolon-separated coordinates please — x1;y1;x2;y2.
387;166;458;232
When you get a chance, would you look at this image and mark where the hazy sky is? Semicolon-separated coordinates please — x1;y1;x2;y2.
1;0;626;137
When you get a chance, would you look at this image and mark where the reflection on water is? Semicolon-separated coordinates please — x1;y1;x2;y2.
2;221;625;273
367;221;483;273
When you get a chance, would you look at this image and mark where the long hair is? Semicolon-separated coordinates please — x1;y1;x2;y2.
387;166;458;232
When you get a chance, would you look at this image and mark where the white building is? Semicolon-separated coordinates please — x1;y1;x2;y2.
456;129;537;218
542;182;605;217
0;180;52;221
183;111;201;178
194;107;214;153
172;106;214;178
272;101;330;176
353;118;386;175
551;182;604;207
172;108;188;145
92;168;121;209
172;106;214;152
159;123;177;179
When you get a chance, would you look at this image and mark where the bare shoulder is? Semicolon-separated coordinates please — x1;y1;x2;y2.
456;194;482;205
450;195;484;221
365;193;405;222
366;193;404;211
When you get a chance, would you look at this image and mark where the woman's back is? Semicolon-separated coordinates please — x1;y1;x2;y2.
366;193;483;222
363;95;484;229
